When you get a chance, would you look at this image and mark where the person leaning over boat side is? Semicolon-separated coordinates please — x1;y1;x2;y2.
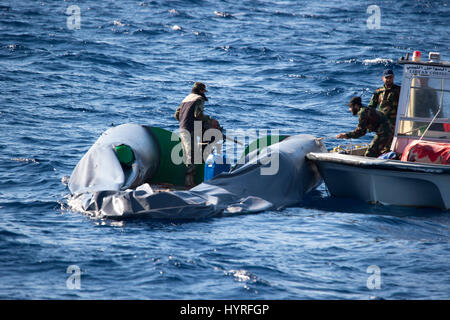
336;96;393;158
174;82;214;188
367;69;401;129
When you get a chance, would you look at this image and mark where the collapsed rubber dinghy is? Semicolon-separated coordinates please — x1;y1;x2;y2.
67;123;326;219
68;123;204;194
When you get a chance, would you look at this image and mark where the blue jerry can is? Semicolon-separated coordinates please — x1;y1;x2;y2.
204;152;231;181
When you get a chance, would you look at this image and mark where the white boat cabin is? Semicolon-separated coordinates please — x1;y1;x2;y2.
392;52;450;154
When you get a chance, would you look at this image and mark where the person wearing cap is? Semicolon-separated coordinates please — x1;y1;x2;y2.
336;96;393;158
367;69;401;129
174;82;215;188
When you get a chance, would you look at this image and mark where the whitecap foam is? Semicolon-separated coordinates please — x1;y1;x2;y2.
214;11;232;18
363;58;393;65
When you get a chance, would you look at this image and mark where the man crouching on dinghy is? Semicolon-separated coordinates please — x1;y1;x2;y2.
175;82;220;188
336;96;393;158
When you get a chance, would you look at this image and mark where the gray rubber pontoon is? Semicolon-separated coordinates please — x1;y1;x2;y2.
68;123;160;194
68;127;326;220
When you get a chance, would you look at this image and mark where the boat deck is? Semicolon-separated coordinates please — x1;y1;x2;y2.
307;152;450;174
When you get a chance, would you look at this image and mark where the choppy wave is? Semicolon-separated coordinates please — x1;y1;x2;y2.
363;58;395;65
0;0;449;300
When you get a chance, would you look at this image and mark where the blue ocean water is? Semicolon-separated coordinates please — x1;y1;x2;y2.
1;0;449;299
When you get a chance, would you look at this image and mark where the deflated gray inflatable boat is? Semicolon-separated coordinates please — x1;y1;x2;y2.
67;123;326;220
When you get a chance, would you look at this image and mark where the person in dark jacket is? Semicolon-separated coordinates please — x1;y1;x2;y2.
174;82;213;188
367;69;401;129
336;96;393;157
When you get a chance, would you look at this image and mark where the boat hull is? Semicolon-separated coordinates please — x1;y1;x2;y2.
307;153;450;210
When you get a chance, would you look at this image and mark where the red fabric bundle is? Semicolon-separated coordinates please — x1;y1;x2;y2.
444;123;450;132
401;140;450;165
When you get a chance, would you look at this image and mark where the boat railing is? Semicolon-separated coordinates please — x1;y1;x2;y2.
330;143;369;155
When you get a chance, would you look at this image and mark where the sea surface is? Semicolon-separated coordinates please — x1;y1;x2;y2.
1;0;449;300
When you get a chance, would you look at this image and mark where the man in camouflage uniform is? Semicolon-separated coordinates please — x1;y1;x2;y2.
336;96;393;158
367;69;401;129
175;82;219;188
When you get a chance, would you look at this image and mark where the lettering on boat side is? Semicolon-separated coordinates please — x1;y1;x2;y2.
179;304;270;317
405;64;450;78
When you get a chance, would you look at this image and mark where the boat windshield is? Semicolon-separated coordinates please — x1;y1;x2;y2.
397;76;450;140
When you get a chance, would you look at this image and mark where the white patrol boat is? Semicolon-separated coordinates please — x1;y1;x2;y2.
307;51;450;210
